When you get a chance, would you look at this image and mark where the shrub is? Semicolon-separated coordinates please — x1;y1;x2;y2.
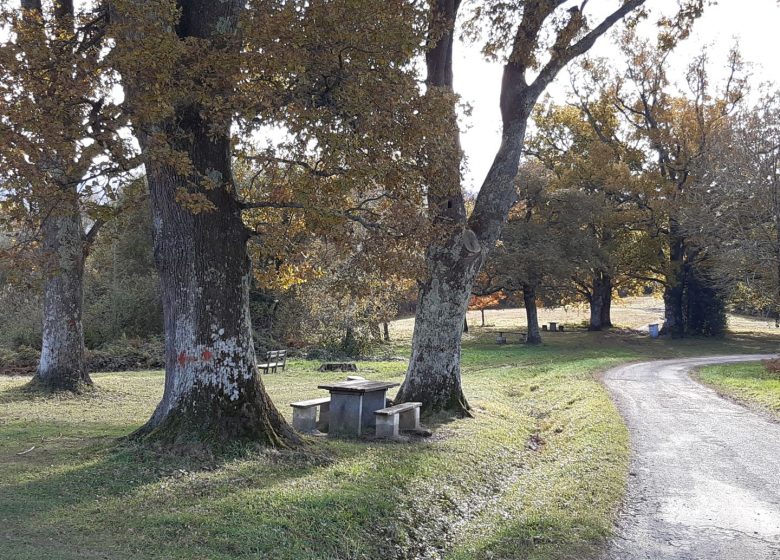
0;345;39;375
85;338;165;372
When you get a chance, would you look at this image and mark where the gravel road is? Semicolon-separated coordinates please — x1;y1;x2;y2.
601;355;780;560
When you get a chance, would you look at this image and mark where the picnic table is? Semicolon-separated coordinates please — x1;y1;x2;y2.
317;380;399;437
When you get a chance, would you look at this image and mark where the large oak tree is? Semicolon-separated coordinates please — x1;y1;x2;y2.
108;0;435;445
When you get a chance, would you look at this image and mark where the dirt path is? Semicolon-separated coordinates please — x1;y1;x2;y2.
601;355;780;560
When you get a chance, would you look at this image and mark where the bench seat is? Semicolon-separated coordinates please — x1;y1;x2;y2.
374;402;422;439
290;397;330;433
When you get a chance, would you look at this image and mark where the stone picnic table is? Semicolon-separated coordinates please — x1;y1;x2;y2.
317;380;399;437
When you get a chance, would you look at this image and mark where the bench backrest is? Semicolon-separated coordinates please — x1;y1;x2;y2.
266;350;287;363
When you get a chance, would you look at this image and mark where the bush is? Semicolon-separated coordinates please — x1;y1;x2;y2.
85;338;165;372
685;265;727;337
0;345;40;375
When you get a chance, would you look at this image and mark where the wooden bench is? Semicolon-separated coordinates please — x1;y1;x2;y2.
374;402;422;439
290;397;330;433
259;349;287;374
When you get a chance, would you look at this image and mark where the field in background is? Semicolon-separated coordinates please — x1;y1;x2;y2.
389;296;780;342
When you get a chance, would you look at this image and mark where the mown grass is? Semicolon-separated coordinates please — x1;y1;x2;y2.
696;361;780;421
1;323;778;560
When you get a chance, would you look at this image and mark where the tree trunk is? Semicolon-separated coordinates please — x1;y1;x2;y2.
134;108;297;446
480;308;485;327
125;0;298;447
523;283;542;345
383;322;390;342
662;231;686;338
21;0;89;392
463;316;468;333
32;193;91;391
396;235;482;413
588;293;603;332
587;271;612;331
369;322;382;343
600;274;613;328
398;0;535;413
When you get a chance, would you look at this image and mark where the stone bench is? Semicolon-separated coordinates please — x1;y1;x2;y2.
374;402;422;439
290;397;330;433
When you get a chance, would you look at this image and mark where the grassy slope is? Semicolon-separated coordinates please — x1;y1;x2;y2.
1;322;778;559
696;362;780;421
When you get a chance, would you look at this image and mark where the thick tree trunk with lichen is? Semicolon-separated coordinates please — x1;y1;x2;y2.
397;1;534;414
523;283;542;345
396;230;482;413
398;119;530;414
32;194;91;391
125;0;297;447
134;106;298;447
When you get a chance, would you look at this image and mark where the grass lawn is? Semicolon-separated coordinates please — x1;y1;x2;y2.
2;313;778;559
696;362;780;421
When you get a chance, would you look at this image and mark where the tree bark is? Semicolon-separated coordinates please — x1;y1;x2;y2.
588;271;612;331
123;0;298;447
523;283;542;345
662;229;686;338
32;192;91;391
398;237;480;412
480;308;485;327
383;322;390;342
600;274;613;328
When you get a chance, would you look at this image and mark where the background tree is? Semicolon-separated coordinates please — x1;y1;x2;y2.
480;162;576;343
526;97;657;330
683;89;780;327
609;33;744;336
467;292;506;327
0;1;136;391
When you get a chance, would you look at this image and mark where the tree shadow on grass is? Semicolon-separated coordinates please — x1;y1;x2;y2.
0;381;112;405
0;421;452;560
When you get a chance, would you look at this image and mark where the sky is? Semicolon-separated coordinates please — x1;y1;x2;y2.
454;0;780;192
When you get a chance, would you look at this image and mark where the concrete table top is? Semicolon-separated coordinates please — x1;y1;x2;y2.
318;380;399;393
